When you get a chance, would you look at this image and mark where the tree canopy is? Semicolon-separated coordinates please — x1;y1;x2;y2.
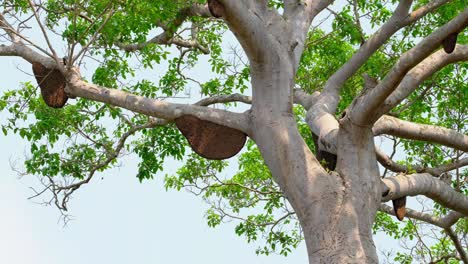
0;0;467;263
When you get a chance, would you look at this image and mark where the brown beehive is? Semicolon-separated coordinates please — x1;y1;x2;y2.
392;196;407;221
208;0;225;18
442;32;458;54
175;115;246;160
32;62;68;108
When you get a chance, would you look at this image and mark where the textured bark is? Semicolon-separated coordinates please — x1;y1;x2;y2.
245;45;380;262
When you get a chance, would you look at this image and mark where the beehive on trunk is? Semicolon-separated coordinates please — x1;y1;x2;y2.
32;62;68;108
175;115;246;160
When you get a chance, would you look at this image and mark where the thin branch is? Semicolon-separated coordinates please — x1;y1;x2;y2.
73;5;115;64
445;227;468;263
27;0;59;62
380;204;464;229
115;4;211;54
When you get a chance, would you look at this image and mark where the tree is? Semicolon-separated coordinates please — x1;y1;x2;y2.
0;0;467;263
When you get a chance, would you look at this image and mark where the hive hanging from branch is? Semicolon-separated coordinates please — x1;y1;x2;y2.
208;0;225;18
32;62;68;108
442;32;458;54
392;196;407;221
175;115;246;160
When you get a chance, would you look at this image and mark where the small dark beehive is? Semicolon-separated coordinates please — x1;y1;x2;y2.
208;0;225;18
442;32;458;54
175;115;246;160
392;196;407;221
32;62;68;108
317;150;337;171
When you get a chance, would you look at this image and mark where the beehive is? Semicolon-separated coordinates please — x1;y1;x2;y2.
175;115;246;160
208;0;224;18
442;32;458;54
392;196;407;221
32;62;68;108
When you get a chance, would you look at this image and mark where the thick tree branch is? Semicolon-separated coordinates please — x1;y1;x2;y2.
0;35;250;135
65;70;251;134
293;89;320;109
217;0;288;64
382;173;468;216
286;0;334;67
0;41;56;67
195;93;252;106
375;45;468;118
29;91;256;212
305;1;455;155
318;0;452;114
350;9;468;125
374;115;468;152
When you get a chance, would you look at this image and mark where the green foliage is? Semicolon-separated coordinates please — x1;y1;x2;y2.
164;143;301;256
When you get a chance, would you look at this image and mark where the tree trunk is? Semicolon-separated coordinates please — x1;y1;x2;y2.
249;57;380;263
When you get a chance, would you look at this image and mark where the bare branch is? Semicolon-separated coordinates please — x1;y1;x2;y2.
26;0;59;62
380;204;464;229
318;0;453;116
0;13;54;58
382;173;468;216
0;31;251;136
65;70;251;134
0;41;54;66
293;89;320;109
195;93;252;106
285;0;334;67
0;12;19;41
445;227;468;263
378;148;468;176
374;115;468;152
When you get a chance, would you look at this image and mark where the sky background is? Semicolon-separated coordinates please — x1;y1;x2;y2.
0;2;403;263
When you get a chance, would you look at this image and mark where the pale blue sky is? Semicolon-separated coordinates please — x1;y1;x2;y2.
0;2;402;263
